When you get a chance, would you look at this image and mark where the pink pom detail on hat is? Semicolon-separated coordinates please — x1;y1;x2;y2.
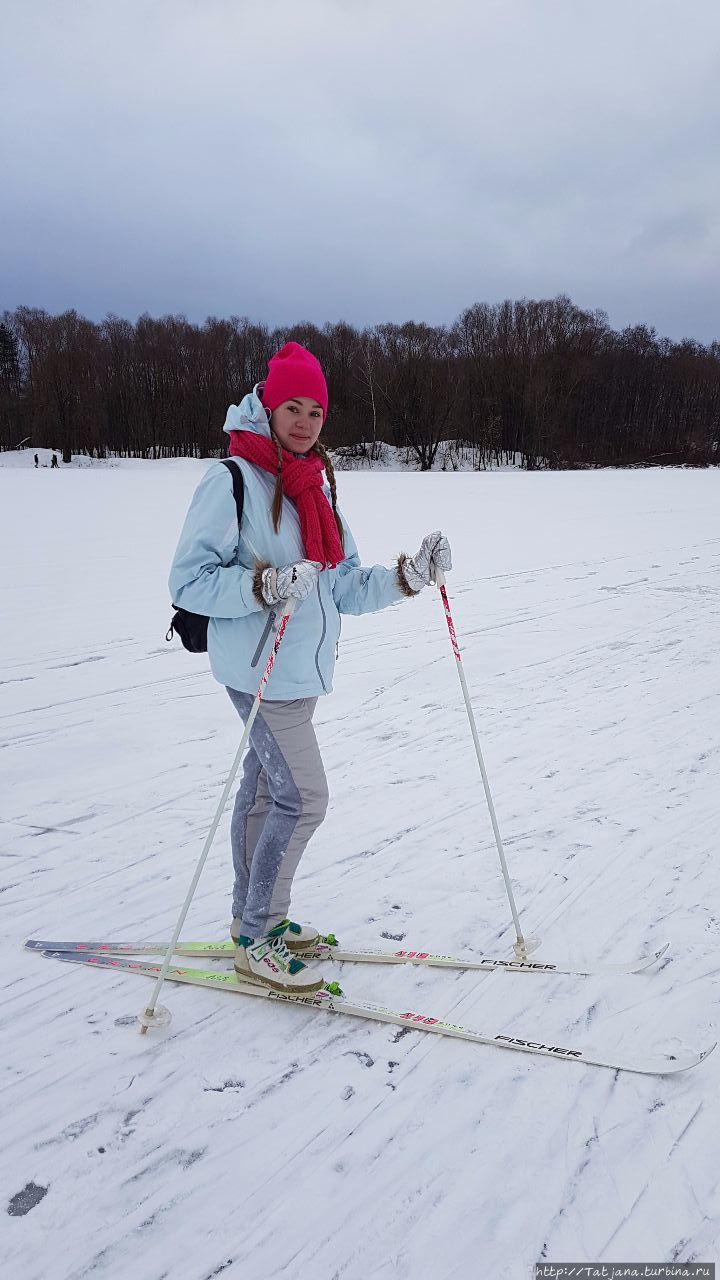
260;342;328;419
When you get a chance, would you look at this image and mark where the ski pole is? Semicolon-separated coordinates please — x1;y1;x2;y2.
431;564;538;961
138;597;297;1034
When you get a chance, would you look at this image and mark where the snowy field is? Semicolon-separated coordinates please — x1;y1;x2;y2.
2;458;720;1278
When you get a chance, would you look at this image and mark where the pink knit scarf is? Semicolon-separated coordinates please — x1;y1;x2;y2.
229;431;344;569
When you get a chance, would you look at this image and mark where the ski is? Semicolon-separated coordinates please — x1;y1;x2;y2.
37;949;713;1076
23;937;669;977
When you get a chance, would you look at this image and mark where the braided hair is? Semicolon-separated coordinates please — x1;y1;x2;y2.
268;430;346;556
311;439;346;554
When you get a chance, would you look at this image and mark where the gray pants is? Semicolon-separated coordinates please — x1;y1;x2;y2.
226;690;329;939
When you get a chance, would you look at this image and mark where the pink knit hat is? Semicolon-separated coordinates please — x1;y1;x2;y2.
260;342;328;419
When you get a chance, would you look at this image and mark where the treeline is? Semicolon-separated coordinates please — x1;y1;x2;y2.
1;296;718;468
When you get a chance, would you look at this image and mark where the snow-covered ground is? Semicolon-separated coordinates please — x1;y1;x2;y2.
2;459;719;1278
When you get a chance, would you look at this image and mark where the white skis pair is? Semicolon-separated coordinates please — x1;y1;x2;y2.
41;567;687;1076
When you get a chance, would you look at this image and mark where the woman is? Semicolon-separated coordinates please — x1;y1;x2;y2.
169;342;452;993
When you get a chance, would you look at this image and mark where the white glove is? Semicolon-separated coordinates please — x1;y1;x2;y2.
403;531;452;592
260;560;321;606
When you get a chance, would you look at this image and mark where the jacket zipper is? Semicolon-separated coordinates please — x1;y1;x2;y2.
314;582;328;693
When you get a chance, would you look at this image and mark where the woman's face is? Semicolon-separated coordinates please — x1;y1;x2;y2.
270;397;324;454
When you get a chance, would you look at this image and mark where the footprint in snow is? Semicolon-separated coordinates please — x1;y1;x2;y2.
7;1183;48;1217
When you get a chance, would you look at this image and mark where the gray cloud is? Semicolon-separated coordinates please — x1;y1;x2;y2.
2;0;720;340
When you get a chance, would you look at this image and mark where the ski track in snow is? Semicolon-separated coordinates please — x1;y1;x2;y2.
1;465;719;1278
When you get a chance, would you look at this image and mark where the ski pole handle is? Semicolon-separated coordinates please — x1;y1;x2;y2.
431;560;459;661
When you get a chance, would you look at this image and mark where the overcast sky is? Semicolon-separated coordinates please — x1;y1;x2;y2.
2;0;720;342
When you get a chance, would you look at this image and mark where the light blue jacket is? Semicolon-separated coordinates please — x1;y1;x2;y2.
168;389;409;698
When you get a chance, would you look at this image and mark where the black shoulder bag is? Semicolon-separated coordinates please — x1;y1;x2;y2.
166;458;245;654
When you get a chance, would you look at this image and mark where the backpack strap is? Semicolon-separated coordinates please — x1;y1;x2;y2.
219;457;245;531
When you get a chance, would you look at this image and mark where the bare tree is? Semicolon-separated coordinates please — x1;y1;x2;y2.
2;299;718;468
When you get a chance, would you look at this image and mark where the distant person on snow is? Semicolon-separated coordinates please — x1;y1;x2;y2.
50;453;59;468
34;453;39;468
169;342;452;995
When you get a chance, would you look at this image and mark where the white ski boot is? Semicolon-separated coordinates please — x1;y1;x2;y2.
278;920;321;954
231;918;321;955
233;930;324;994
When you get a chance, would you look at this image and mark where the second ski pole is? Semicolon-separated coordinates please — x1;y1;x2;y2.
138;597;297;1034
431;564;537;961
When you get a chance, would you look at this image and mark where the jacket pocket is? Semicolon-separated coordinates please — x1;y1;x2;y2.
250;610;276;667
